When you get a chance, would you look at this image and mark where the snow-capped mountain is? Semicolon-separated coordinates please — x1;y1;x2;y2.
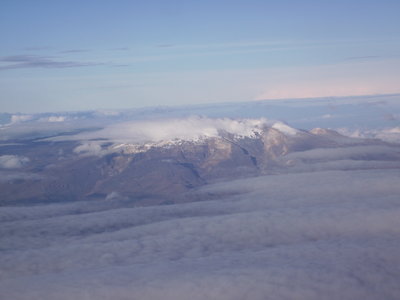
1;117;398;206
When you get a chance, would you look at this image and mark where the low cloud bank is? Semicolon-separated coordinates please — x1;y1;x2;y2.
0;155;29;169
1;169;400;299
10;114;33;124
338;127;400;143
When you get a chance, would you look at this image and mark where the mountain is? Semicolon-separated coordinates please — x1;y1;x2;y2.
1;119;398;206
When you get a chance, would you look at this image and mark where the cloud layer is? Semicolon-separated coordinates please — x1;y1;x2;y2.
1;169;400;299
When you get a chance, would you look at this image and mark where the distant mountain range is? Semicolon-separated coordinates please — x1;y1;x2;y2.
1;119;399;206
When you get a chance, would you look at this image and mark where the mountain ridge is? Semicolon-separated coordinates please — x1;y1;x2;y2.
1;121;398;206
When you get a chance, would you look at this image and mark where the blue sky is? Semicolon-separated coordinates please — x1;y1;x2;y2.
1;0;400;113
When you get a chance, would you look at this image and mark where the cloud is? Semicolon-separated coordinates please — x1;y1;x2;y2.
283;145;400;163
156;44;175;48
0;169;400;299
0;113;108;141
271;122;298;135
338;127;400;143
277;144;400;173
54;117;274;144
94;110;121;117
0;155;29;169
58;49;90;54
0;171;42;182
39;116;66;122
110;47;130;51
10;114;33;124
73;142;105;156
23;46;52;51
0;55;101;70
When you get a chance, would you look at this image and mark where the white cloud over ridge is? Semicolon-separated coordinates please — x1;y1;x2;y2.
1;169;400;299
73;142;104;156
67;116;272;144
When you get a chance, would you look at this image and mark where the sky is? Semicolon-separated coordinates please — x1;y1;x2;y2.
1;0;400;113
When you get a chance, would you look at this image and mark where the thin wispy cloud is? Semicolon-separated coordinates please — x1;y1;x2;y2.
23;46;52;51
0;55;102;70
150;38;392;53
58;49;90;54
345;55;381;61
109;64;131;68
109;47;130;51
155;44;176;48
102;39;398;68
